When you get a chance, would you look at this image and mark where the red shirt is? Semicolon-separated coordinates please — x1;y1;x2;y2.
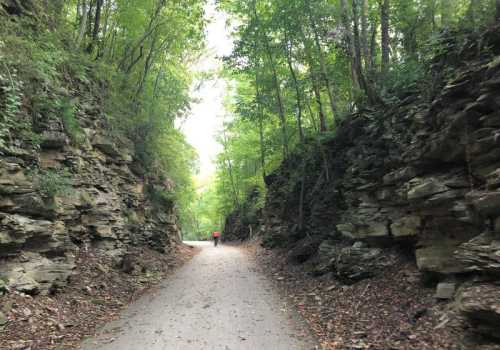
212;231;220;238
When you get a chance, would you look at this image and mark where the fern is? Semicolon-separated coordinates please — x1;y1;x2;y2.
0;62;24;149
58;98;85;144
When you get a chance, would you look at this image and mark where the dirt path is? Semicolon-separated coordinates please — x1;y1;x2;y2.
81;242;318;350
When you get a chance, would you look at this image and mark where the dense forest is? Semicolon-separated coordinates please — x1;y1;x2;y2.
187;0;500;239
2;0;500;349
4;0;495;240
0;0;205;236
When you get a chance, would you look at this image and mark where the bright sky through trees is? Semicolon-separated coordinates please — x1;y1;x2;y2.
180;1;233;182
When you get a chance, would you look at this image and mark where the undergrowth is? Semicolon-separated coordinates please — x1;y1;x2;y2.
34;169;72;199
0;10;198;228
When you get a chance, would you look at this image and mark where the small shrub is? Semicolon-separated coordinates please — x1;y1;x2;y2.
79;191;95;208
126;210;142;225
379;59;426;103
0;61;24;148
35;169;72;198
59;98;85;144
146;185;175;210
22;129;43;149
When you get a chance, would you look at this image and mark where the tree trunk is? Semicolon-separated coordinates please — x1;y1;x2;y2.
305;95;319;133
429;0;437;30
119;0;166;73
77;0;82;20
255;72;267;180
299;26;327;132
252;1;289;158
361;0;370;69
86;0;94;37
352;0;379;104
152;64;165;100
312;79;327;131
369;18;378;72
298;165;306;231
97;0;112;58
340;0;360;91
258;114;266;180
307;1;339;128
76;0;88;49
497;0;500;22
135;33;171;100
380;0;390;75
284;37;304;143
108;27;117;61
93;0;103;41
441;0;453;27
135;34;159;101
87;0;102;53
222;130;240;210
265;43;289;159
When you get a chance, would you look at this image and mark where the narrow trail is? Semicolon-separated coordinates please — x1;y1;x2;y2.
81;242;318;350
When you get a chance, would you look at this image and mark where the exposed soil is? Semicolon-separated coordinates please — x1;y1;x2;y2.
245;241;462;350
0;243;198;350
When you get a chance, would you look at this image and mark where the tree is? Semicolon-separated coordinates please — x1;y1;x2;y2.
380;0;390;75
497;0;500;22
87;0;103;53
251;0;289;158
213;0;497;225
306;0;339;127
284;36;305;142
76;0;88;49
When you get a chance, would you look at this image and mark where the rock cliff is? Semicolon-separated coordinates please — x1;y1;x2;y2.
223;187;261;241
0;96;181;296
234;25;500;345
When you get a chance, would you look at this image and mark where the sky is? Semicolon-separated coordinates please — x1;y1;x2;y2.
178;1;233;183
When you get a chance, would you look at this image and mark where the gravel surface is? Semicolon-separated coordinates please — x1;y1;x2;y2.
81;242;318;350
0;244;195;350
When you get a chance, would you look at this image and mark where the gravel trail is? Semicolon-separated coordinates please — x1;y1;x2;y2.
81;242;318;350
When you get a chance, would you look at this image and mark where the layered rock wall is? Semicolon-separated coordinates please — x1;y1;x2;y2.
259;26;500;343
223;188;262;241
0;113;180;295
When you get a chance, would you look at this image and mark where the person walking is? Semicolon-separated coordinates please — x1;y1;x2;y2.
212;231;221;247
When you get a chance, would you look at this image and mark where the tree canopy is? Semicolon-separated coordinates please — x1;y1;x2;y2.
3;0;498;240
189;0;500;238
0;0;207;234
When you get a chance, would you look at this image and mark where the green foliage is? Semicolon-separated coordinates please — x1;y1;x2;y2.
59;98;85;144
0;67;23;122
0;14;86;149
142;127;198;229
35;169;72;199
379;59;426;102
0;62;24;148
0;0;206;234
1;0;497;241
79;191;95;208
182;183;223;241
207;0;498;228
25;130;43;149
239;186;263;225
146;185;176;210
